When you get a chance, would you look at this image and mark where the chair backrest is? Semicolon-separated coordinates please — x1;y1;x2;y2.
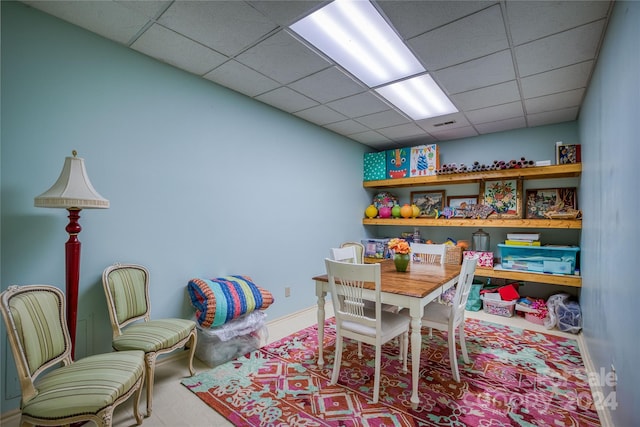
102;263;151;337
340;241;365;263
411;242;447;265
330;246;359;263
450;256;478;327
324;258;381;332
0;285;72;402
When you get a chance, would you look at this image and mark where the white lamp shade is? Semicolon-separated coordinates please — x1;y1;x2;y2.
34;153;109;209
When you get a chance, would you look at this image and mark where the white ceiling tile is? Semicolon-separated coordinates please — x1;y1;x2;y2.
294;105;347;125
255;87;318;112
416;113;471;132
377;1;496;39
430;126;479;140
527;107;579;127
158;1;278;56
433;50;515;94
475;116;527;134
376;123;426;140
521;61;593;98
248;1;325;26
355;110;410;129
525;89;585;114
515;20;606;77
204;60;280;97
465;102;524;125
324;120;371;136
23;0;150;44
349;131;391;145
506;1;611;46
236;30;331;84
115;1;173;19
132;24;227;75
326;92;390;117
288;67;366;103
409;4;508;70
451;81;520;111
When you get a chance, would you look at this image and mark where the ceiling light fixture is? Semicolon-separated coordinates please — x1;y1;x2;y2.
375;75;458;120
290;0;424;87
290;0;457;120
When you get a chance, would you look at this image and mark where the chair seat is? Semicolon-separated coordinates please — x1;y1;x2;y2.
22;350;145;420
421;301;451;325
342;309;411;337
113;318;196;352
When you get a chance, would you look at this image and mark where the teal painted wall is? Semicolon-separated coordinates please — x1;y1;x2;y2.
578;1;639;424
1;1;371;409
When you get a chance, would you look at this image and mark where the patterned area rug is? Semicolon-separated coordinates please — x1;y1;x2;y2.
182;318;600;426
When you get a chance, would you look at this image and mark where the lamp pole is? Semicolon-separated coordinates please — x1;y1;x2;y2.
65;208;82;358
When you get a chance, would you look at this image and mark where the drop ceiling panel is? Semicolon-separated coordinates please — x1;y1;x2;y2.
255;87;318;112
132;24;228;75
377;1;496;40
451;81;521;111
515;20;606;77
430;126;479;140
157;1;277;56
376;123;428;140
433;49;515;94
506;1;612;46
465;102;524;125
527;107;579;127
525;89;585;114
203;60;280;97
235;30;331;85
324;120;371;136
288;67;366;104
23;0;151;44
294;105;347;125
520;61;593;98
416;113;471;132
355;110;410;129
408;4;508;71
247;0;325;26
349;130;391;145
475;116;527;134
326;92;391;118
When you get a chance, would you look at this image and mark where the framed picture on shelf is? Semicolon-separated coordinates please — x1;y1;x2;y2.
410;190;445;217
479;179;522;218
447;195;478;210
525;187;578;219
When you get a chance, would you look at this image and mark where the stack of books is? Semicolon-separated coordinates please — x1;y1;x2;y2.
505;232;541;246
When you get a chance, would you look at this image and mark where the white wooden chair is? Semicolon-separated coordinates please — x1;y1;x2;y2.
413;256;478;382
324;259;410;403
340;241;365;263
410;242;447;265
330;246;359;263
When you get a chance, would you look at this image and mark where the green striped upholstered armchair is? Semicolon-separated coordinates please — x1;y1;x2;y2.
0;284;145;427
102;263;197;417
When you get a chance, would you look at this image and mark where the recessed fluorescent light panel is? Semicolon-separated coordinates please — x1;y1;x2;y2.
291;0;457;120
376;75;458;120
290;0;425;87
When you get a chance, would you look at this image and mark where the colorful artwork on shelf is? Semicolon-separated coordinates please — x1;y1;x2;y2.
410;144;439;177
386;148;409;179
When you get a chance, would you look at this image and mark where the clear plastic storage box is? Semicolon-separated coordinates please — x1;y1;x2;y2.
498;244;579;275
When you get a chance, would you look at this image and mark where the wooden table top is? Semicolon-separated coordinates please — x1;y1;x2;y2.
313;260;461;299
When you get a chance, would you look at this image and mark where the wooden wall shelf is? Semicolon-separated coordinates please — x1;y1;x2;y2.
474;267;582;287
362;217;581;229
363;163;581;189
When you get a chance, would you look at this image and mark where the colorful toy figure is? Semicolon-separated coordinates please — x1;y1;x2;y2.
386;148;408;179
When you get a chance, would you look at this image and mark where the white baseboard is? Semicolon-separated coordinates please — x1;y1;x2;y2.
577;333;614;427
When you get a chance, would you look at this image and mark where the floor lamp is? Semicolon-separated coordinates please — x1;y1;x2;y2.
34;151;109;358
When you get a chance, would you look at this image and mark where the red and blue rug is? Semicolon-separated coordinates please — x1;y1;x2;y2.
182;318;600;426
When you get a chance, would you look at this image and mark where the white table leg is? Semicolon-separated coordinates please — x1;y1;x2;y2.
410;316;422;406
316;285;326;367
